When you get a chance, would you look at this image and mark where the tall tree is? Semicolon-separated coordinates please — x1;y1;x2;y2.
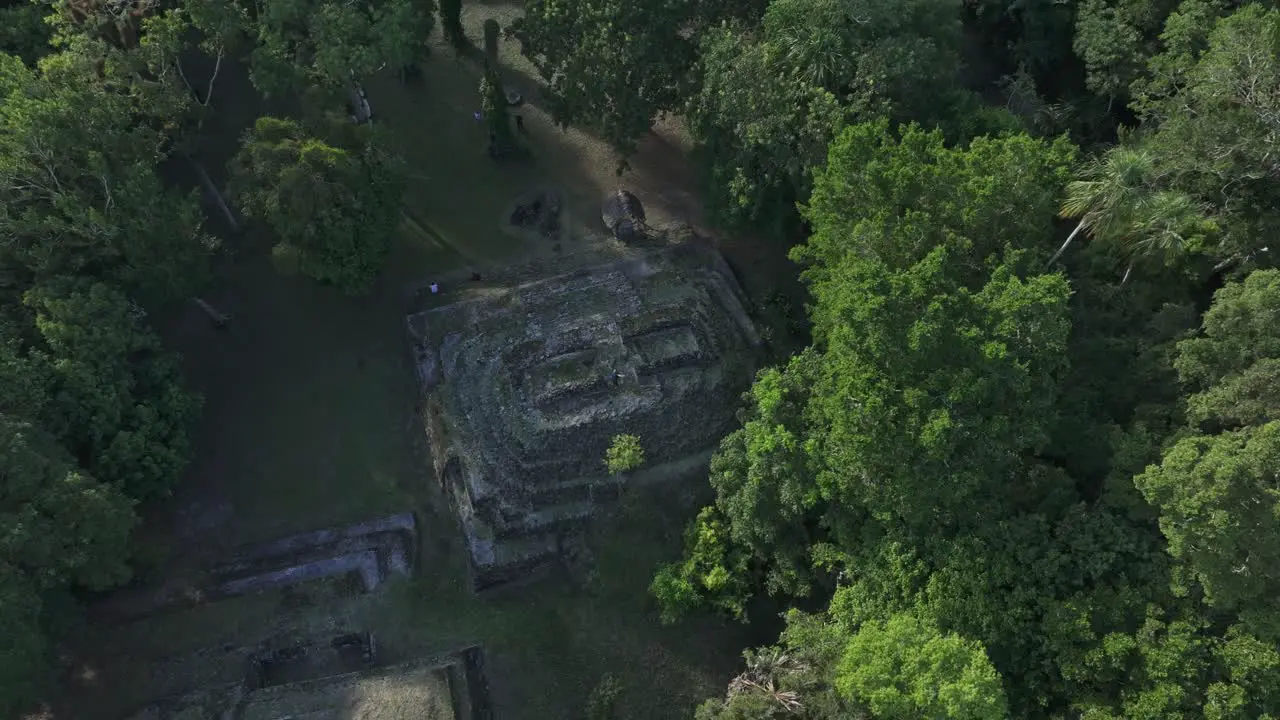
836;614;1009;720
1052;144;1216;275
229;116;405;292
23;280;200;500
1134;3;1280;268
247;0;434;95
512;0;696;158
655;123;1078;618
687;0;981;236
1137;270;1280;636
0;414;136;591
0;0;53;63
0;49;210;305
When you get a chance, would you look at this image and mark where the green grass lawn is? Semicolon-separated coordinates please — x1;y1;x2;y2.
59;4;755;719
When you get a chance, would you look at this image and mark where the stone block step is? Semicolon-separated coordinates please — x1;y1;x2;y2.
490;500;595;541
524;475;626;507
470;534;560;592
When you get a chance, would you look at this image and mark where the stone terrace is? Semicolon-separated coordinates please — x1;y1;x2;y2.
406;240;762;590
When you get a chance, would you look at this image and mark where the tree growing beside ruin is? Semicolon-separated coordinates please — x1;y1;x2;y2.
229;116;405;292
605;434;645;475
479;62;512;150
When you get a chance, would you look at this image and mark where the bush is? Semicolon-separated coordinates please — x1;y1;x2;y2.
605;434;644;475
586;673;624;720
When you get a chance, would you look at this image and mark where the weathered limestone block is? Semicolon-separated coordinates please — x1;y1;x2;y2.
126;643;493;720
406;240;762;590
97;514;418;622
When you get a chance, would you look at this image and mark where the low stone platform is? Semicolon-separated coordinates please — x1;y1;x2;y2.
406;239;761;590
124;641;493;720
97;514;417;623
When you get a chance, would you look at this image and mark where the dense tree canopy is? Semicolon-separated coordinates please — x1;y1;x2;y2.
512;0;696;157
1136;270;1280;637
0;5;206;710
245;0;435;94
687;0;990;235
0;49;209;305
658;104;1280;717
229;116;405;292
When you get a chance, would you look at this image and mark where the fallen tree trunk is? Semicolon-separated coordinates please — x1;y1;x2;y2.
186;155;241;233
193;297;231;329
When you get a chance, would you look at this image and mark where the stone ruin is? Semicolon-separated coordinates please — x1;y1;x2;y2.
105;512;495;720
97;513;417;623
507;188;563;239
406;240;763;590
126;639;493;720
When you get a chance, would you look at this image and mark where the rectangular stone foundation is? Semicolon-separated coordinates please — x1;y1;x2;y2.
96;513;417;623
408;240;761;592
125;643;493;720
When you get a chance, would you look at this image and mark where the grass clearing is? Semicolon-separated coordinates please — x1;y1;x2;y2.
58;2;764;719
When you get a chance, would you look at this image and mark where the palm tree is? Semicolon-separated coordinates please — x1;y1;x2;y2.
1052;145;1216;277
727;647;806;712
1051;145;1158;266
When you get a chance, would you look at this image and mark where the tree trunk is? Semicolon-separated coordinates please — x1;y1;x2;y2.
1047;219;1087;267
192;297;231;329
186;155;241;233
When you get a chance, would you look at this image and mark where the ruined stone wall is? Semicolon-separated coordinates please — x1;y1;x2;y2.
406;240;762;589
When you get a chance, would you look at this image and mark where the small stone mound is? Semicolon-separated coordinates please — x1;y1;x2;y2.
508;189;563;239
96;513;417;623
601;189;646;243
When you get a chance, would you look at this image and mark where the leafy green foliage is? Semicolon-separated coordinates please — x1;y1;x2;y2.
1136;270;1280;633
0;0;53;63
230;116;405;292
1132;3;1280;267
480;62;511;146
659;114;1280;717
1072;0;1178;103
695;611;856;719
657;124;1079;625
0;20;203;714
23;279;200;499
246;0;434;94
512;0;696;157
0;414;136;590
604;434;645;475
0;49;210;305
586;673;624;720
1056;144;1218;271
687;0;968;235
836;614;1009;720
965;0;1078;84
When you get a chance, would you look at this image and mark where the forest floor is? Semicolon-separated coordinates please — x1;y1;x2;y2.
50;3;806;720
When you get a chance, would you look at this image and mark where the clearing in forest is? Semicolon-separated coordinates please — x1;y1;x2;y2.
56;2;765;719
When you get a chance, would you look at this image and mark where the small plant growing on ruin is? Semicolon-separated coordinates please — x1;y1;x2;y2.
605;434;645;475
